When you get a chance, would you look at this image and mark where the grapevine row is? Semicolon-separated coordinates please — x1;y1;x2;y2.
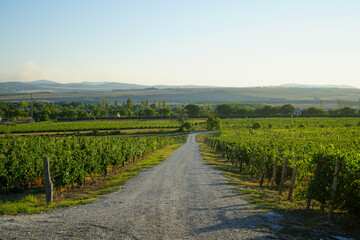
204;118;360;219
0;135;178;191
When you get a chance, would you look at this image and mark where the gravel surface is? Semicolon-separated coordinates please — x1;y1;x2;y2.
0;133;278;239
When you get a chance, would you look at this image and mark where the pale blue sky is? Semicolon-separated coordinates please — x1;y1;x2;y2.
0;0;359;87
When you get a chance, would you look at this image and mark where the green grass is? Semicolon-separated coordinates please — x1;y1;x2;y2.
0;142;184;215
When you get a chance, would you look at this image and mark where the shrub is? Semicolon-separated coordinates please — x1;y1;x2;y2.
252;122;261;129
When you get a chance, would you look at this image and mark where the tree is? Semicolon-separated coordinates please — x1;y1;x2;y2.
206;116;222;130
182;121;192;132
255;105;276;117
61;108;77;120
127;98;133;109
176;108;188;125
158;107;172;117
340;107;357;117
216;104;233;117
118;109;128;118
101;99;109;109
150;103;157;109
185;104;201;118
302;107;325;117
279;104;295;116
143;108;156;118
78;110;90;119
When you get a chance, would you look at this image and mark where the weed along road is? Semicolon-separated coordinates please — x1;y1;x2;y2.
0;133;278;239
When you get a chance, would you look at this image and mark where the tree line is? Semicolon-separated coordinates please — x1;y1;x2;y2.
0;99;359;122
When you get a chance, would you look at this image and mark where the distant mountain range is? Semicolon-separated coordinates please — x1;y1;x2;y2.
0;80;357;93
277;83;356;89
0;80;216;93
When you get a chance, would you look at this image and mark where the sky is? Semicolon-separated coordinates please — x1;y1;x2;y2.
0;0;359;88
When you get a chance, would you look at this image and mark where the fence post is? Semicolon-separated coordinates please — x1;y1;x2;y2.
279;156;289;195
270;156;279;189
248;151;257;177
43;157;53;203
234;147;239;167
328;162;341;224
306;196;311;211
287;156;299;200
239;148;246;173
258;153;266;187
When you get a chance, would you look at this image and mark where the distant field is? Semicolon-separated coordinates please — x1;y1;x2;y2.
1;87;360;107
0;119;204;134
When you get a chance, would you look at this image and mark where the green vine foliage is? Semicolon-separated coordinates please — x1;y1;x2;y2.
0;135;176;191
204;118;360;217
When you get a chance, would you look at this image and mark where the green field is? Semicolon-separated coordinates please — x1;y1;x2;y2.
1;87;360;107
0;119;205;134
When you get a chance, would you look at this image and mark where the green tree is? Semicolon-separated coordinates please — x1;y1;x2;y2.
158;107;172;117
143;108;156;118
127;98;133;109
302;107;325;117
78;110;90;119
279;104;295;116
101;99;109;109
185;104;201;118
176;108;188;125
206;116;222;130
61;108;77;120
216;104;233;118
182;121;193;131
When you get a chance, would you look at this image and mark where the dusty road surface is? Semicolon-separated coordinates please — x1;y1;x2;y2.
0;133;278;239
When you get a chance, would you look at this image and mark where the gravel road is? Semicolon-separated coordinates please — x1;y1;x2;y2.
0;133;279;239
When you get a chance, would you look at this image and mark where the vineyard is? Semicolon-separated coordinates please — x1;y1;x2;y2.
204;118;360;220
0;119;205;134
0;134;181;192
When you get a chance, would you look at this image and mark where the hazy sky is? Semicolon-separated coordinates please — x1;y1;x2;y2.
0;0;359;87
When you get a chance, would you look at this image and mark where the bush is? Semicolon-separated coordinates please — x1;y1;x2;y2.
182;122;192;132
252;122;261;129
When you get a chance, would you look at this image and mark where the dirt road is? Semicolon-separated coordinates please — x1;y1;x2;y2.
0;133;278;239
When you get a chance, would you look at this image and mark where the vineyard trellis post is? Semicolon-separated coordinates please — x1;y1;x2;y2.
248;151;257;177
279;156;289;195
287;156;299;201
43;156;53;203
328;162;341;224
258;153;266;187
239;148;246;173
270;156;279;189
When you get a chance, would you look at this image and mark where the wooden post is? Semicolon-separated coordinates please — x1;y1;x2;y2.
328;162;341;224
234;147;239;167
287;156;299;201
250;151;257;177
278;156;289;195
306;196;311;211
257;153;266;179
43;157;53;203
239;148;246;173
258;153;266;186
270;156;279;189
